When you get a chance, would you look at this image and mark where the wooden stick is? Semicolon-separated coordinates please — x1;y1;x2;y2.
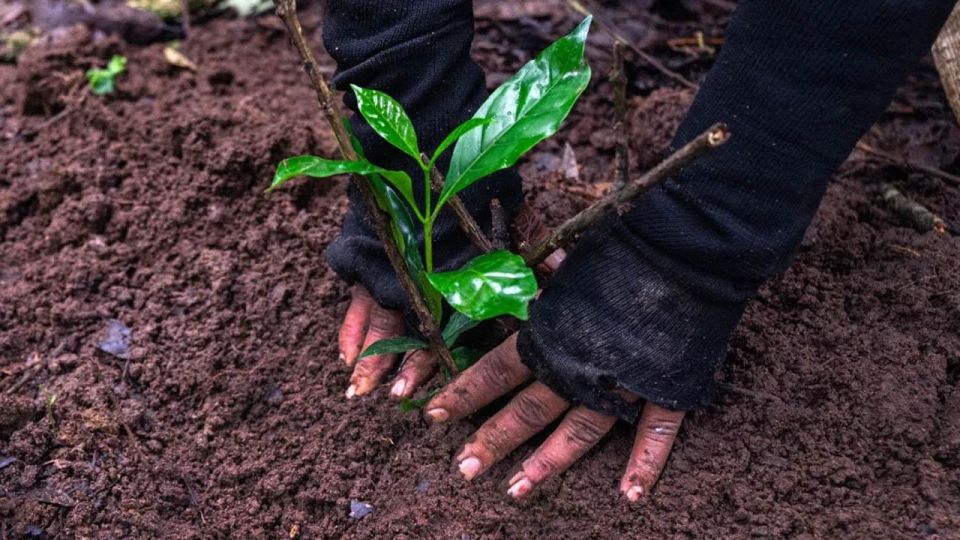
609;41;631;192
274;0;457;374
523;123;729;267
857;141;960;187
424;154;495;254
490;199;508;250
566;0;699;91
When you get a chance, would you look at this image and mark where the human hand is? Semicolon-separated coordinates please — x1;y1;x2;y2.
423;334;684;501
338;285;406;398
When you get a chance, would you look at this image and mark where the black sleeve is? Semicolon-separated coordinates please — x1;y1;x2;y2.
518;0;958;422
322;0;523;310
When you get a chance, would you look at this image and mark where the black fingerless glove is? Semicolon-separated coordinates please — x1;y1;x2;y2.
519;0;957;422
322;0;522;311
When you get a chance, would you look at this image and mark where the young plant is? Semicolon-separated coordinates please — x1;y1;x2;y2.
86;55;127;96
270;17;593;376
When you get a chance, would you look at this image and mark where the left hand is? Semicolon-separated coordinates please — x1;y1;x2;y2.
423;334;684;501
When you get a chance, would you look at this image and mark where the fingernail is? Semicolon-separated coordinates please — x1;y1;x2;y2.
507;477;532;499
458;457;482;481
345;384;356;399
625;485;644;502
390;379;407;398
508;470;525;486
339;352;346;364
425;408;449;422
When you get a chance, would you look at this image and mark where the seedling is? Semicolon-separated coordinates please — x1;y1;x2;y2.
270;17;593;374
86;55;127;96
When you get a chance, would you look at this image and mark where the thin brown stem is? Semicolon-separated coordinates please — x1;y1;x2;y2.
857;141;960;187
274;0;457;374
567;0;699;91
425;155;495;253
523;123;730;267
490;199;508;250
609;40;630;192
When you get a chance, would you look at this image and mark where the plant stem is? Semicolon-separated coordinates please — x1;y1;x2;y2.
522;123;730;267
424;156;495;254
856;141;960;187
274;0;458;375
609;41;631;192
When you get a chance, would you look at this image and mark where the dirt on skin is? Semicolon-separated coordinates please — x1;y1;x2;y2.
2;1;959;538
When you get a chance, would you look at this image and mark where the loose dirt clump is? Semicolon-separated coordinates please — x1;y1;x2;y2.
2;2;959;538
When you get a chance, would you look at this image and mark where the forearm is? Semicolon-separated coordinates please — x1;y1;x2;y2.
521;0;957;420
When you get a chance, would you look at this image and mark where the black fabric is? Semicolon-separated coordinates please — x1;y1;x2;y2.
520;0;957;421
322;0;523;311
322;0;957;423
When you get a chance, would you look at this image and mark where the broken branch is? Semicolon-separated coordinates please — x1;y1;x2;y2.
523;123;730;267
857;141;960;187
609;40;630;192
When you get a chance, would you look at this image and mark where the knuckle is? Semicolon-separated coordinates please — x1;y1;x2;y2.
643;419;680;444
476;349;520;390
367;308;400;334
564;412;608;447
478;423;513;458
510;392;553;429
528;451;563;477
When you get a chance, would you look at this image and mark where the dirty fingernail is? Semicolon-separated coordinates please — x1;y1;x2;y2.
345;384;357;399
625;485;644;502
390;379;407;398
425;408;449;422
507;477;532;499
458;457;482;481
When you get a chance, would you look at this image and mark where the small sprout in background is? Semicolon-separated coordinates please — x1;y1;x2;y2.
86;55;128;96
39;385;58;431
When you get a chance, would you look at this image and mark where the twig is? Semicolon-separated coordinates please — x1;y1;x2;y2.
877;182;948;234
523;123;730;267
424;153;494;254
274;0;457;374
609;41;630;192
566;0;699;90
490;199;508;250
180;0;192;37
857;141;960;187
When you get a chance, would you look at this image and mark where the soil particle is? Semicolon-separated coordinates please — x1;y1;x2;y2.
1;2;959;538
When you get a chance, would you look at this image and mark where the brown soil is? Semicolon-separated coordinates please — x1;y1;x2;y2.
2;2;959;538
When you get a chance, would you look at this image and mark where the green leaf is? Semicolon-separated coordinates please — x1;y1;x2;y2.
399;389;440;412
441;16;592;208
358;337;428;360
269;156;415;212
427;250;538;321
351;85;422;165
451;347;484;371
429;118;492;167
86;55;127;96
441;312;480;346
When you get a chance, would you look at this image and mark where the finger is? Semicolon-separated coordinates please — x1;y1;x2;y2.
506;406;617;499
338;286;375;367
620;404;684;502
538;248;567;274
455;382;568;481
424;333;531;423
347;304;404;397
390;349;437;400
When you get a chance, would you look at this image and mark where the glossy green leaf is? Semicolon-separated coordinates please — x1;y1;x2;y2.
427;250;538;321
441;312;481;346
358;337;428;360
429;118;491;167
270;155;416;211
86;55;127;95
451;347;484;371
351;84;422;165
441;16;592;208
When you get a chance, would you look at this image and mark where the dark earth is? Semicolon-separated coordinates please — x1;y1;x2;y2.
2;0;959;537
